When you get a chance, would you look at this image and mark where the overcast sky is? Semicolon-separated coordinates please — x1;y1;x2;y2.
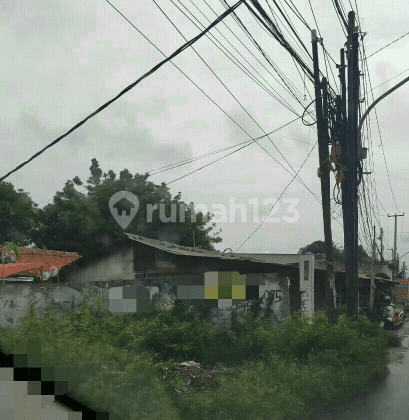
1;0;408;269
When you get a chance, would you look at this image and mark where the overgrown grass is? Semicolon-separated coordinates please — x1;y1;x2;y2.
0;290;389;420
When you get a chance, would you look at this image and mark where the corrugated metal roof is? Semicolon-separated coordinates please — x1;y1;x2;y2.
125;233;274;264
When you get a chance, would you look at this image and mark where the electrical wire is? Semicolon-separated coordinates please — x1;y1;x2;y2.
281;0;311;30
301;99;317;126
149;139;255;175
155;0;321;202
357;31;392;251
172;0;302;114
273;0;339;98
219;0;314;111
264;0;313;66
306;0;339;95
331;0;348;35
245;0;314;81
270;0;314;102
245;0;332;110
268;0;313;61
105;1;322;208
0;0;245;182
360;38;400;213
353;3;400;231
235;140;319;252
203;0;311;106
366;31;409;60
362;68;409;96
104;0;304;171
167;117;299;184
148;121;311;176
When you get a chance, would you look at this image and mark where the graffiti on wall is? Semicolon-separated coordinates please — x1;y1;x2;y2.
0;272;290;328
300;289;309;314
202;273;289;326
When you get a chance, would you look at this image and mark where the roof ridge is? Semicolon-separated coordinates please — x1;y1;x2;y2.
124;233;286;264
0;246;79;255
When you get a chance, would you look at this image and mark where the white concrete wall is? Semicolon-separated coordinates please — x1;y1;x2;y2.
0;284;84;329
373;262;393;278
237;254;315;317
0;270;291;329
208;273;289;327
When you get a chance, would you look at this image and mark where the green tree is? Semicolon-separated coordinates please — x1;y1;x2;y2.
357;244;371;263
34;159;222;258
298;240;371;263
0;182;39;245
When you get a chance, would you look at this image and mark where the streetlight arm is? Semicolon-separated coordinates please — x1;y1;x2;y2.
358;75;409;137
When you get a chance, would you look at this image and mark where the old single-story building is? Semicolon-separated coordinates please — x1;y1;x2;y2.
60;233;303;326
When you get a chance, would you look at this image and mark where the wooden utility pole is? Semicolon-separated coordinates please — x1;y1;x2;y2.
388;213;404;279
311;30;337;323
342;11;360;318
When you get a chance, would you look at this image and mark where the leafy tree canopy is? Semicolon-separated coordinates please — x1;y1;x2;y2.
0;181;38;245
298;240;371;263
33;159;222;259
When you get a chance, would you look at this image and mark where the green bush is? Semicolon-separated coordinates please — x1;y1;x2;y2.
0;295;389;420
270;310;388;367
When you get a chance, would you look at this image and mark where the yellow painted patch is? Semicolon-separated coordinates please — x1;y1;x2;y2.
205;286;218;299
232;285;245;299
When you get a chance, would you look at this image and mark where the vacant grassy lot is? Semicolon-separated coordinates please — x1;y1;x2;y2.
0;292;389;420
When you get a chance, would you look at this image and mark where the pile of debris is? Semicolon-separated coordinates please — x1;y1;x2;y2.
155;361;226;394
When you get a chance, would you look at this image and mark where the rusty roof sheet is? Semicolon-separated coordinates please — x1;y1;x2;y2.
125;233;278;264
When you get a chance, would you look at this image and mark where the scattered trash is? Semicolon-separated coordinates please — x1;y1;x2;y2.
156;360;223;394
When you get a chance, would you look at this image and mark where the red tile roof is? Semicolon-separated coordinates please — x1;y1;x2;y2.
0;247;79;276
2;262;44;277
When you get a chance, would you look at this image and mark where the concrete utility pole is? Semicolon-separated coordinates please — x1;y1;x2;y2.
2;252;4;286
397;253;400;277
388;213;404;279
311;30;337;323
378;227;384;262
342;11;360;318
370;225;376;318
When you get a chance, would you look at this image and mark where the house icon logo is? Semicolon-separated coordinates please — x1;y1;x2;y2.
109;191;139;229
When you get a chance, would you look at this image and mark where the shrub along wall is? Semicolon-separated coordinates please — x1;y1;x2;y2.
0;271;290;330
